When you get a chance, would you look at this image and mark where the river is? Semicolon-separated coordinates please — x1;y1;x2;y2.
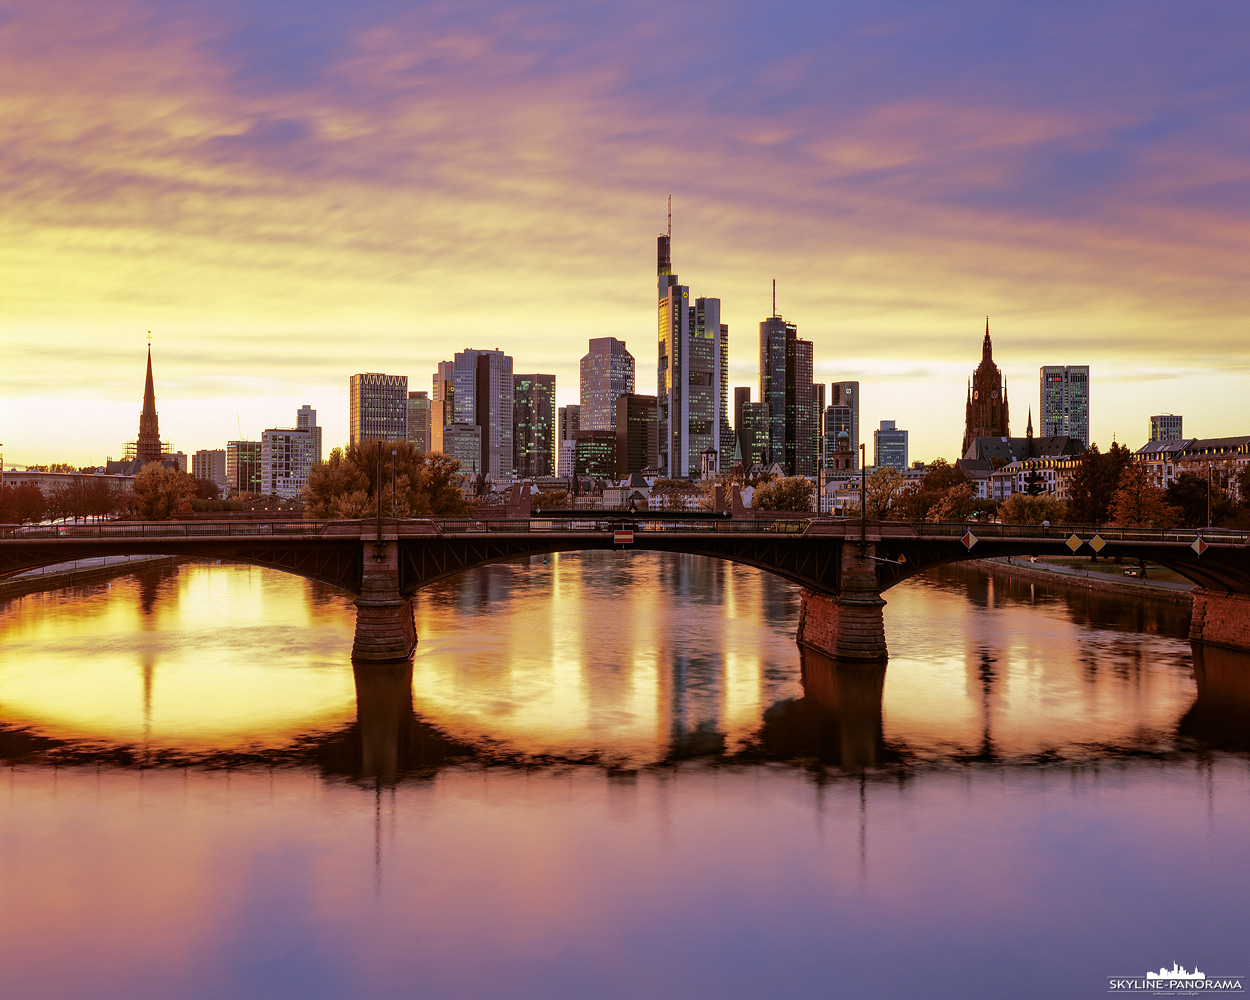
1;553;1247;999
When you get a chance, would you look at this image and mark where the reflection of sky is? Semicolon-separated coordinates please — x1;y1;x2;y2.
2;0;1249;464
0;565;356;747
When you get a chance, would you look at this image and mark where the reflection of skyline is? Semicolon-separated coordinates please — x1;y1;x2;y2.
2;555;1246;779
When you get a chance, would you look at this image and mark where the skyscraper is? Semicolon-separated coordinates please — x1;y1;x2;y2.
350;373;408;446
580;338;635;431
226;440;262;495
453;348;514;480
1039;365;1090;449
657;231;729;478
759;313;816;476
431;361;455;453
513;374;556;478
874;420;909;471
192;449;227;490
557;404;580;477
1150;414;1184;442
962;319;1010;457
829;381;860;470
615;393;658;477
296;404;322;464
407;392;431;454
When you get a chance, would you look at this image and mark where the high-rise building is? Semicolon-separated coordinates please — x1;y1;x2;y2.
575;430;617;479
453;348;514;480
829;381;860;470
557;404;581;478
442;424;482;477
350;373;408;446
431;361;455;453
1039;366;1090;449
657;231;729;478
759;313;816;476
823;405;853;469
580;338;634;431
1150;414;1183;443
226;440;263;495
192;449;227;490
733;387;767;468
615;393;658;477
407;392;432;454
874;420;908;471
962;319;1010;458
513;374;556;478
813;382;826;473
296;405;322;464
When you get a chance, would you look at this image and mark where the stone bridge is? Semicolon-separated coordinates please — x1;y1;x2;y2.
2;515;1249;661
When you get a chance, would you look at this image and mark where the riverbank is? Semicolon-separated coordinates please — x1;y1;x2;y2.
0;555;182;599
972;556;1194;603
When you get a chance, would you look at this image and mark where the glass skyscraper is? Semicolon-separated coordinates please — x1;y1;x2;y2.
1039;365;1090;448
580;338;634;431
759;314;815;476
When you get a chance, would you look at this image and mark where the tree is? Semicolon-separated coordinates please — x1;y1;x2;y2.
752;476;815;511
862;467;905;519
533;490;570;510
921;458;966;492
303;441;472;519
927;483;978;522
1000;492;1063;525
1064;442;1132;524
1165;472;1233;528
129;463;197;521
0;484;46;524
1109;465;1179;528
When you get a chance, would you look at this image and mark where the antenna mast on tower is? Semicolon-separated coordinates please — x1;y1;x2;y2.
772;280;776;318
667;195;671;238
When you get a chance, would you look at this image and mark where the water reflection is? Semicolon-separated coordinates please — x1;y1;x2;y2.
1;555;1249;780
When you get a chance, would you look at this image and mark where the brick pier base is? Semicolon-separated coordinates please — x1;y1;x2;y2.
796;589;888;661
352;537;418;662
1189;589;1250;652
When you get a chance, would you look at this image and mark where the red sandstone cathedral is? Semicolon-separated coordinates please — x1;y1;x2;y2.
962;318;1010;457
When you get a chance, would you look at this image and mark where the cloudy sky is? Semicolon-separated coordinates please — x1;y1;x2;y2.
2;0;1247;468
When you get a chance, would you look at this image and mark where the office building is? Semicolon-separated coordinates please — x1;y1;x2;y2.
615;393;658;477
813;383;826;473
442;423;482;477
453;348;514;480
513;374;556;478
657;231;729;478
1040;365;1090;449
557;405;581;478
580;338;635;431
829;381;860;470
192;449;227;489
431;361;455;453
759;313;816;476
575;430;617;479
350;373;408;446
261;406;322;499
1150;414;1184;443
823;405;854;470
874;420;909;471
226;440;263;495
407;392;432;453
962;319;1010;457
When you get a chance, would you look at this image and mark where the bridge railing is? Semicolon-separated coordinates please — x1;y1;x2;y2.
429;517;813;534
0;520;334;540
921;521;1250;545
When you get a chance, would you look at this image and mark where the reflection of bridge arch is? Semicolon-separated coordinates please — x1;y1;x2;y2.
4;517;1250;660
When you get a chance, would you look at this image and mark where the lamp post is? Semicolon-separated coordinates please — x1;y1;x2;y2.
391;449;397;518
860;442;867;550
1207;464;1212;530
375;443;382;543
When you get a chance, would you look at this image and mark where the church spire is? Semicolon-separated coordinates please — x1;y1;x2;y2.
136;338;162;466
1026;406;1033;438
982;316;993;362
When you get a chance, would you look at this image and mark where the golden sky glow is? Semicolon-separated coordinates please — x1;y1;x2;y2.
2;0;1248;465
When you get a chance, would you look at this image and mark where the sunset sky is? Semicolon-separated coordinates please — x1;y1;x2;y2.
2;0;1247;469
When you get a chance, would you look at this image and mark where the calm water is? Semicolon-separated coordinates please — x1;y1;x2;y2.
2;554;1248;1000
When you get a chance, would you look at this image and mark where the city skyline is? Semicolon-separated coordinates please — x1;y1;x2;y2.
3;1;1248;466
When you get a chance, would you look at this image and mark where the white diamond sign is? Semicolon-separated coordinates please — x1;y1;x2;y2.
1066;533;1083;553
1089;534;1107;553
1192;537;1208;556
961;531;978;550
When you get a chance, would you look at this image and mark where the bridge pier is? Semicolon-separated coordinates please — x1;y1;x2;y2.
352;536;417;662
1190;589;1250;652
796;543;888;661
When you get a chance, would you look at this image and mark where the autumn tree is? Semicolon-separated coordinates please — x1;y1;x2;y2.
1109;464;1179;528
303;441;472;519
129;463;197;521
1000;492;1064;525
1165;472;1234;528
927;483;978;522
861;467;905;519
0;484;46;524
752;476;815;512
1064;442;1132;524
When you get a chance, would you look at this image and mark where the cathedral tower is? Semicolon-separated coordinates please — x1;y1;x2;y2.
961;318;1010;457
136;344;163;466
